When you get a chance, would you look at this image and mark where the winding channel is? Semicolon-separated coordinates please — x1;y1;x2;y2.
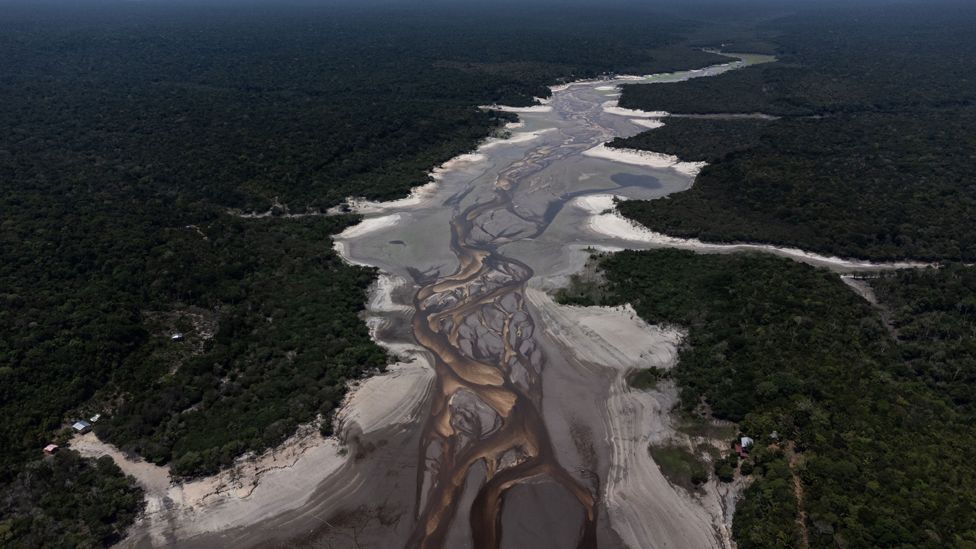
338;53;777;549
112;51;934;549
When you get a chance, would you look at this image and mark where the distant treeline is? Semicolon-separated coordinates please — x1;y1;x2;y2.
559;251;976;548
613;5;976;261
0;4;727;545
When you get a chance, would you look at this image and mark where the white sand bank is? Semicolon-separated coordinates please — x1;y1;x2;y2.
601;100;669;119
576;195;933;271
335;213;401;239
526;288;682;370
368;273;414;313
340;152;486;215
349;273;434;434
481;128;556;150
582;144;705;176
631;119;665;130
345;320;432;435
526;290;728;548
480;104;554;113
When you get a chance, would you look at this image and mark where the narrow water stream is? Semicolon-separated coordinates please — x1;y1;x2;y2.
336;53;773;548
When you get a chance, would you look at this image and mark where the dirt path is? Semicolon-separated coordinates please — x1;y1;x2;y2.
787;443;810;548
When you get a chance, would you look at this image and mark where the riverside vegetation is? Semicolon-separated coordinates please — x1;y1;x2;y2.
0;2;730;545
558;250;976;548
594;4;976;547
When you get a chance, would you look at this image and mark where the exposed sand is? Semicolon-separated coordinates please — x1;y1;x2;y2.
342;328;433;436
631;119;665;130
347;274;435;434
481;128;557;150
74;426;348;546
841;275;881;305
583;144;706;176
93;272;431;547
368;273;416;314
480;104;554;113
342;183;439;215
526;289;737;549
576;194;934;271
340;153;487;215
71;433;173;496
601;100;670;119
525;289;683;370
335;213;402;239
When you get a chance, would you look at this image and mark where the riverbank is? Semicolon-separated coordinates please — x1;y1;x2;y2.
526;289;743;549
575;194;933;273
97;273;432;547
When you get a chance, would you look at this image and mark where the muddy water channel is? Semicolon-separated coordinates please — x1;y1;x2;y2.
343;55;778;549
332;54;774;549
166;54;775;549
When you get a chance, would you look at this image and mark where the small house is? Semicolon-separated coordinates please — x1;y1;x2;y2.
171;333;184;341
740;436;754;449
89;413;101;423
734;443;748;458
43;444;59;455
72;420;92;434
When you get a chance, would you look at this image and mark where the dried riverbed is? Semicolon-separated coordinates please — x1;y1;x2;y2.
324;53;779;549
116;53;803;548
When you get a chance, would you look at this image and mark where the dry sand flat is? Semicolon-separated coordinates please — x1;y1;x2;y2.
526;289;737;549
75;426;349;546
582;144;706;176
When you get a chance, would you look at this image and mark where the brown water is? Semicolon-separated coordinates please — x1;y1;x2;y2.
336;54;774;549
121;53;778;549
407;147;600;548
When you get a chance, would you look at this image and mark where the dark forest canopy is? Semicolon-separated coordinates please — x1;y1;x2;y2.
0;4;729;545
613;5;976;261
615;110;976;261
4;1;976;546
558;251;976;548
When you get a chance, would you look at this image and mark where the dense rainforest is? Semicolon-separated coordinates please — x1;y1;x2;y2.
579;6;976;546
613;5;976;261
558;251;976;548
0;2;729;545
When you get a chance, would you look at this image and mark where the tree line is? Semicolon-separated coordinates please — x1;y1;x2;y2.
558;250;976;548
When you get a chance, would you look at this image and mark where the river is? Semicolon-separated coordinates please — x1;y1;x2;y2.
330;52;774;549
126;53;784;549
